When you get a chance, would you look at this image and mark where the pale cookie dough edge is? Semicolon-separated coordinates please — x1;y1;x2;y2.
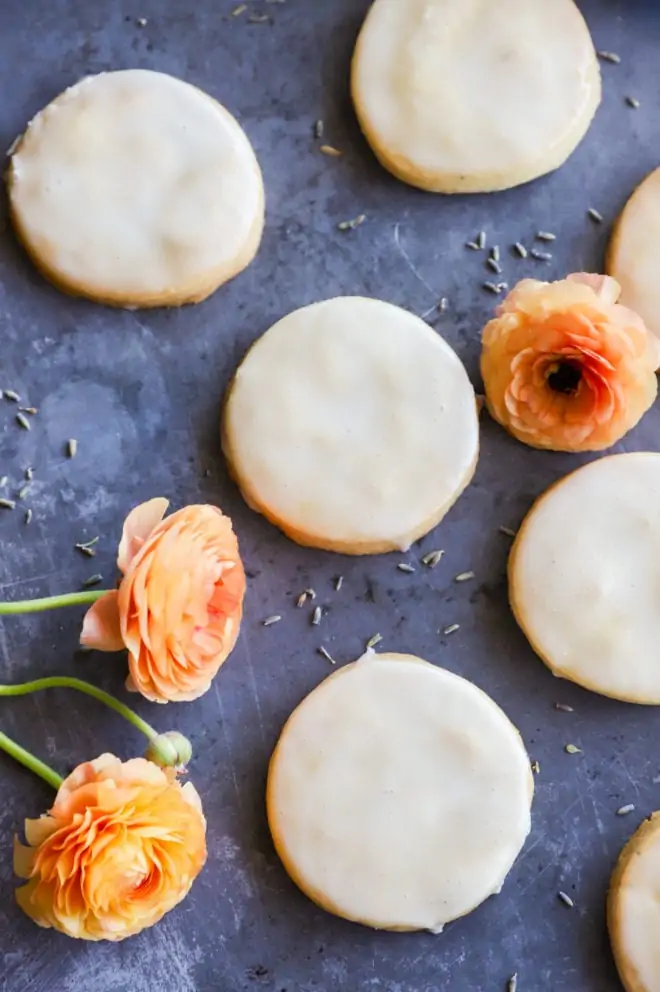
6;85;265;309
350;4;601;195
266;654;534;932
608;812;660;992
606;166;660;370
508;455;660;705
220;368;480;556
605;166;660;278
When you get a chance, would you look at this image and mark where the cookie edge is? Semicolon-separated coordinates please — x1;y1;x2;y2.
509;452;660;705
350;0;601;194
266;653;534;931
220;299;480;555
608;812;660;992
6;73;266;309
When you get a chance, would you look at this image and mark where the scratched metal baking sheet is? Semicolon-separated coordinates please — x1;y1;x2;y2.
1;2;659;990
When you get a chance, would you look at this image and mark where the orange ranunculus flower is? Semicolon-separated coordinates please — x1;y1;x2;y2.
14;753;206;941
480;273;659;452
80;499;245;703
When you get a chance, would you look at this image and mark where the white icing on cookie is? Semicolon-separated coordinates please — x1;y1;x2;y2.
267;653;533;932
352;0;600;193
8;70;264;307
609;813;660;992
510;453;660;703
222;297;479;554
609;168;660;354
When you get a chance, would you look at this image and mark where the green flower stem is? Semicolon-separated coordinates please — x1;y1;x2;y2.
0;677;158;742
0;589;110;614
0;730;63;790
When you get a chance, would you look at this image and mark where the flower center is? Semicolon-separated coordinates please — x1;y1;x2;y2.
547;360;582;395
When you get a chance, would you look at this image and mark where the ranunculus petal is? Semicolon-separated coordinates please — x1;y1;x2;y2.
181;781;204;815
54;754;120;813
124;672;140;696
567;272;621;304
14;837;36;878
24;816;58;848
117;498;169;574
80;592;124;652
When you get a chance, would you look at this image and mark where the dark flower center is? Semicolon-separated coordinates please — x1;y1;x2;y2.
547;360;582;395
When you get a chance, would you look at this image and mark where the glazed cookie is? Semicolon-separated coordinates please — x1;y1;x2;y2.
222;297;479;554
510;453;660;703
351;0;601;193
267;653;533;932
7;70;264;308
609;813;660;992
608;168;660;355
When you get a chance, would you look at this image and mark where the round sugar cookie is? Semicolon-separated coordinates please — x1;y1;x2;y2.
222;297;479;554
510;453;660;704
608;168;660;355
7;70;264;308
351;0;601;194
267;653;533;932
609;814;660;992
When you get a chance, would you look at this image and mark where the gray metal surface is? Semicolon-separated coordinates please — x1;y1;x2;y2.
1;2;658;989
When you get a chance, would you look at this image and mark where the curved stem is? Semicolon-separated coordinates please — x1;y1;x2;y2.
0;730;63;790
0;678;158;742
0;590;110;615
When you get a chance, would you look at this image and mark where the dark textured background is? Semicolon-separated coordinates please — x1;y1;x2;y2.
1;2;659;990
